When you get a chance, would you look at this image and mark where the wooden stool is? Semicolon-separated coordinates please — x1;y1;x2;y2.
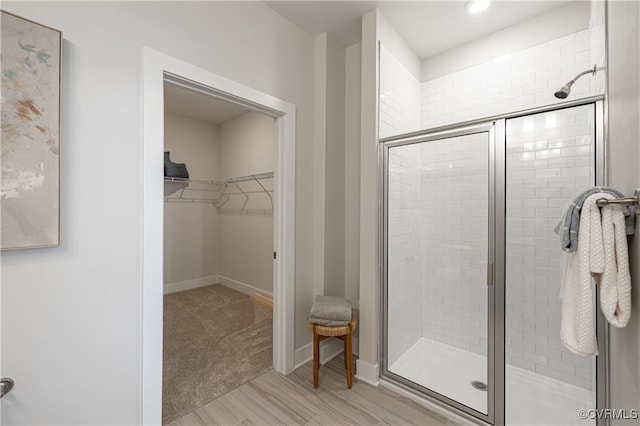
307;319;357;389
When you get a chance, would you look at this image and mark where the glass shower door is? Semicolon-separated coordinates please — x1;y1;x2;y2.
383;124;495;421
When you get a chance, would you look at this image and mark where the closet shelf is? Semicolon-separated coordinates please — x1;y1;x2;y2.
223;172;273;184
164;172;274;210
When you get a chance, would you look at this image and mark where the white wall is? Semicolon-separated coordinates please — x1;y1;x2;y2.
313;34;328;298
607;1;640;421
322;34;346;299
0;2;315;424
163;110;275;295
357;9;381;383
163;113;220;288
345;42;361;309
312;33;347;301
218;111;275;294
218;113;275;179
421;1;590;81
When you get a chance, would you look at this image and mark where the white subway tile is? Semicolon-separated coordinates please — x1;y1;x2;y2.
535;364;563;381
511;357;536;372
387;28;605;385
561;373;591;389
524;351;549;367
549;358;576;375
562;166;591;177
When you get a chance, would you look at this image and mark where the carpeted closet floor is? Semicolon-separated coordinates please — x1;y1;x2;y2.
163;285;273;424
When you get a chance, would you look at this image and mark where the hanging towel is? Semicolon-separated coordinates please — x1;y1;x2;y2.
598;202;632;328
554;187;635;253
560;193;605;356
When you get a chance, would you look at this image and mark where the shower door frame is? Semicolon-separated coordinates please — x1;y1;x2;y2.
380;97;607;426
381;120;500;425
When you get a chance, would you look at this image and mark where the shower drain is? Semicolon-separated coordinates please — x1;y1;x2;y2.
471;381;488;391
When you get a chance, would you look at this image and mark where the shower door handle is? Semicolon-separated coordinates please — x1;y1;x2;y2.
486;263;494;286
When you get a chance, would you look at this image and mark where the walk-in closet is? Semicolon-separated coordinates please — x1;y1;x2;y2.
161;82;275;424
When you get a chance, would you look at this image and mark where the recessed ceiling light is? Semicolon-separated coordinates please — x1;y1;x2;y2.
466;0;491;15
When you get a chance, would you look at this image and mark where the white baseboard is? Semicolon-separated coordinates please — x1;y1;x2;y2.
164;275;219;294
218;275;273;298
355;359;379;386
294;343;312;369
293;336;355;370
323;336;359;360
319;339;344;364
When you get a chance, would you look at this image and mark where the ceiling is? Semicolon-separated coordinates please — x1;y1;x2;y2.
265;0;572;59
165;1;575;124
164;82;250;125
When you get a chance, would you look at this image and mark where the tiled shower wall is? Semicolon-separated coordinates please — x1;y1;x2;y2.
382;28;602;389
420;134;489;356
421;28;605;129
387;143;423;365
505;106;595;390
379;28;605;136
379;45;421;139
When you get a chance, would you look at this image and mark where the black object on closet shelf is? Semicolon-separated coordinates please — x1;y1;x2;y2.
164;151;190;179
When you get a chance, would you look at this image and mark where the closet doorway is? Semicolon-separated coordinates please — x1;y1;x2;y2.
142;48;296;425
162;81;277;423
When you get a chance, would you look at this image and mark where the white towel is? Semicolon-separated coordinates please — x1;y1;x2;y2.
598;203;632;327
560;193;605;356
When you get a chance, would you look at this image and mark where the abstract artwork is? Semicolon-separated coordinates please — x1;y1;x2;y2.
1;11;62;250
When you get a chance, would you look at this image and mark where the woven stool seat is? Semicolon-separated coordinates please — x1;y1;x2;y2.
308;318;357;389
307;319;356;337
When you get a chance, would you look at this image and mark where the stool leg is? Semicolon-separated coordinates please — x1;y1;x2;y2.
344;338;348;370
345;330;353;389
313;329;320;389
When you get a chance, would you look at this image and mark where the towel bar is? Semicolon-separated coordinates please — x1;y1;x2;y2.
596;188;640;213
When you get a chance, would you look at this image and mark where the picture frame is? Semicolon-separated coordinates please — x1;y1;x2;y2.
1;11;62;250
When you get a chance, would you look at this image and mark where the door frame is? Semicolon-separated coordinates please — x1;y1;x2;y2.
141;47;296;424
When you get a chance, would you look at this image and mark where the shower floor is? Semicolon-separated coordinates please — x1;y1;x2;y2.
388;338;595;425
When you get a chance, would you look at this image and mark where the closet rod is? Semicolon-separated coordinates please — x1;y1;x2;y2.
165;198;217;205
223;188;274;195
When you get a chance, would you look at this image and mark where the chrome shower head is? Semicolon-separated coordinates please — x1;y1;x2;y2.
554;65;597;99
554;84;572;99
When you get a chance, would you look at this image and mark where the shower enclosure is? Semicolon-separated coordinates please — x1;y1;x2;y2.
382;99;605;425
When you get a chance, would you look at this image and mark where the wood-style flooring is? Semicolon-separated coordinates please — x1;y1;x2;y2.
169;355;460;425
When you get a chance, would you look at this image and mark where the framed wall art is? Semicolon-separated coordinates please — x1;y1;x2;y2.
1;11;62;250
